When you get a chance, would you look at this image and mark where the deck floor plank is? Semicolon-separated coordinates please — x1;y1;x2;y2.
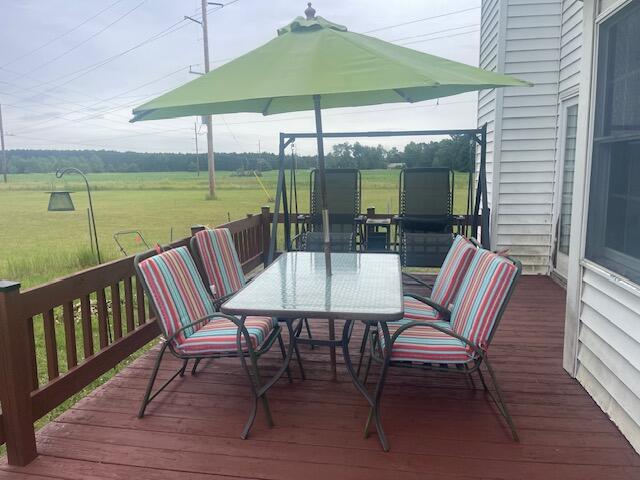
1;276;639;479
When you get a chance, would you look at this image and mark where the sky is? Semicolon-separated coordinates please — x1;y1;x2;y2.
0;0;482;155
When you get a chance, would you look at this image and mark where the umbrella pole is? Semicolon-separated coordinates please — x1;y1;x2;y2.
313;94;331;275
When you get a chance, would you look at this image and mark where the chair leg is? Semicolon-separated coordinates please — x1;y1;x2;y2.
477;366;489;391
180;359;189;377
191;358;201;376
483;357;519;442
329;319;337;381
138;342;168;418
238;350;260;440
277;332;293;383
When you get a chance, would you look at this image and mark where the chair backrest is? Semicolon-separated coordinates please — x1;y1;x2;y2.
302;232;355;252
135;246;216;345
310;168;360;233
430;235;477;308
190;228;246;299
400;167;452;233
449;248;521;353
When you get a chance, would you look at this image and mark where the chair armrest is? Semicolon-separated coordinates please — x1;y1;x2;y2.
402;292;450;320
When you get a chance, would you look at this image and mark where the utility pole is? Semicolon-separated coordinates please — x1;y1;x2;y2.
194;121;200;177
0;104;7;183
201;0;218;198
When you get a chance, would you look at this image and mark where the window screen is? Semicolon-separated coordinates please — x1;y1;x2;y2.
586;2;640;283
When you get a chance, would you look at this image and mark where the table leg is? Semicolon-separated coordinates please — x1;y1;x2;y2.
329;319;337;381
341;320;391;451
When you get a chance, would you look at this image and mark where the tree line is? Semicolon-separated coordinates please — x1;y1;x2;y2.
4;135;475;174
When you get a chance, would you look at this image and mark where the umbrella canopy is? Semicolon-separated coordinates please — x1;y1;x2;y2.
131;15;529;122
131;7;529;274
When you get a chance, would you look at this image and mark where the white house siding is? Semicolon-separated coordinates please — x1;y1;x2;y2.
575;265;640;452
563;0;640;453
478;0;563;274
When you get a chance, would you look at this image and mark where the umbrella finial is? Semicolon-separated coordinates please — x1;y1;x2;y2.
305;2;316;19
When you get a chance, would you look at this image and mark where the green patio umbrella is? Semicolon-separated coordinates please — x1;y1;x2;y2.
131;4;529;273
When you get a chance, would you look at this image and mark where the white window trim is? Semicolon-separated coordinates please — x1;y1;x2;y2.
552;95;580;278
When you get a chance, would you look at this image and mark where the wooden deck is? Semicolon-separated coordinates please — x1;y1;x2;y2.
1;276;638;479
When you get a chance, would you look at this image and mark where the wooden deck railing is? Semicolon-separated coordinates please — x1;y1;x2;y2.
0;206;272;466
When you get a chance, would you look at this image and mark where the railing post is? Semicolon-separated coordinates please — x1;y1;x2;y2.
261;206;271;267
0;280;37;466
190;224;206;236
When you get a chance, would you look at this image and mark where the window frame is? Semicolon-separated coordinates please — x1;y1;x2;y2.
584;0;640;283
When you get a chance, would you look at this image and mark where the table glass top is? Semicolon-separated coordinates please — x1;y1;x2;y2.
221;252;403;320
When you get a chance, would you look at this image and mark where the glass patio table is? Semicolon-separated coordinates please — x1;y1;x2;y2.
221;251;404;451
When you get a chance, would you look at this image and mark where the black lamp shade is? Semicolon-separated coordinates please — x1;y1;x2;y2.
47;191;75;211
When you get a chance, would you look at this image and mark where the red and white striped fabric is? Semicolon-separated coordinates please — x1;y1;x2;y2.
429;235;476;309
177;315;277;354
193;228;246;299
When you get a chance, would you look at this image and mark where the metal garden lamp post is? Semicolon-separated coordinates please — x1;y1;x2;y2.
48;168;102;263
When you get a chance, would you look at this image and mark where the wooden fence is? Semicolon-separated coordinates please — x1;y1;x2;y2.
0;206;271;466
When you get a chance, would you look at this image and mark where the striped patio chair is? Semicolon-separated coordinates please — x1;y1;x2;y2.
191;228;305;379
358;234;477;374
134;246;292;439
371;248;522;441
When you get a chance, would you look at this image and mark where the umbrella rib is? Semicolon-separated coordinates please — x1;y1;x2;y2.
262;98;273;116
394;89;414;103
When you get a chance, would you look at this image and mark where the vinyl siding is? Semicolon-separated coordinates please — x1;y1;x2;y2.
477;0;562;274
576;266;640;451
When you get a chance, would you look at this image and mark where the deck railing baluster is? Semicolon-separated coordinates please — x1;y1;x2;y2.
62;302;78;369
96;289;109;349
111;283;123;340
42;309;59;380
123;277;135;333
80;295;94;359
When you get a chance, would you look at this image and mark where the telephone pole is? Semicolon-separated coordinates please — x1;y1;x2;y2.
201;0;218;198
0;104;7;183
194;121;200;177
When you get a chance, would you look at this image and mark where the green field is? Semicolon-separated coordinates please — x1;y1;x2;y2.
1;170;471;288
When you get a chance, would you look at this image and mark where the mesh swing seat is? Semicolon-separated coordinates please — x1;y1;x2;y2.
396;167;457;268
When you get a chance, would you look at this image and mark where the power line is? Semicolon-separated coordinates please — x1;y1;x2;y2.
399;29;479;47
0;0;129;68
8;0;148;82
363;6;480;34
389;23;478;43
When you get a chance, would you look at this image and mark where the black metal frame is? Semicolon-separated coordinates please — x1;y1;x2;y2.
362;256;522;450
267;126;490;264
134;247;295;440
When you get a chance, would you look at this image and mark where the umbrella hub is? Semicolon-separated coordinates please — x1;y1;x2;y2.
277;15;347;36
304;3;316;19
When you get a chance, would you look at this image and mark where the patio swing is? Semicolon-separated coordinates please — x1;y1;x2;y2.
272;127;489;261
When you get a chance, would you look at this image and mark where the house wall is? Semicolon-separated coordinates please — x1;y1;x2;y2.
477;0;563;274
563;0;640;453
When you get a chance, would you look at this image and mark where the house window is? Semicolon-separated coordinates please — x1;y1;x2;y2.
558;103;578;255
586;2;640;283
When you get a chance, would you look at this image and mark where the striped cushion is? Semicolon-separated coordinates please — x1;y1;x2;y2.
450;249;519;354
138;247;216;345
403;295;442;321
382;321;470;363
177;315;277;355
194;228;246;299
430;235;476;308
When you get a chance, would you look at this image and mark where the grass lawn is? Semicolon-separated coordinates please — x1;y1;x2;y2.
0;169;471;439
0;170;471;287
